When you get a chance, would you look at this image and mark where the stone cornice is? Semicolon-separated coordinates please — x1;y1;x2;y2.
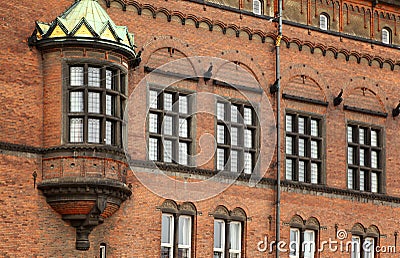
109;0;400;70
0;141;126;158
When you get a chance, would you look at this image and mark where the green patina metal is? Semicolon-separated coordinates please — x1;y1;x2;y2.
31;0;135;53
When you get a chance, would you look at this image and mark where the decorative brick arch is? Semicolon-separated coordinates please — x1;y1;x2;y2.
216;50;268;89
366;225;380;238
214;205;230;217
140;35;196;68
281;64;329;105
289;214;305;228
341;76;388;114
305;217;320;230
351;222;366;236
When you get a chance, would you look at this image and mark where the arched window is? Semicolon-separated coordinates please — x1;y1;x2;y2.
350;224;380;258
160;200;196;258
253;0;262;15
319;13;329;30
289;216;320;258
213;206;247;258
382;27;391;44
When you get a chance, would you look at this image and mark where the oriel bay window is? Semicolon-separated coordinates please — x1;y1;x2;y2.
148;88;192;165
216;100;258;174
285;112;323;184
347;123;383;193
66;64;126;146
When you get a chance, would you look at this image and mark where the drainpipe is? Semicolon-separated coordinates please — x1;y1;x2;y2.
275;0;283;257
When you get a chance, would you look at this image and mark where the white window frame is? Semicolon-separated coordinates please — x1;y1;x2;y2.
363;237;375;258
303;230;315;258
214;219;225;257
382;28;391;44
351;236;361;258
289;228;300;258
229;221;242;258
100;243;106;258
319;13;329;30
253;0;261;15
161;214;174;258
178;215;192;258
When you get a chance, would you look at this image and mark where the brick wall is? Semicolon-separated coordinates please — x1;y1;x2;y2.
1;0;400;257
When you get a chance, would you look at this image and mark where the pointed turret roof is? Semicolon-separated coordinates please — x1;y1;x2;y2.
30;0;136;60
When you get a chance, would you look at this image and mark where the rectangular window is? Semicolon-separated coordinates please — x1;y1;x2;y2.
106;95;114;116
217;103;225;120
347;124;383;193
371;172;378;193
351;236;361;258
286;159;293;180
161;214;174;258
88;92;101;113
285;113;323;184
348;168;354;189
70;91;84;112
217;125;225;144
149;113;158;133
231;105;238;123
231;127;238;146
229;222;241;258
105;121;113;145
214;220;225;258
244;107;252;125
163;115;173;135
299;161;305;182
100;243;106;258
244;129;252;148
217;148;225;170
289;228;300;258
216;100;258;174
178;216;191;258
150;90;159;109
179;142;188;166
311;163;318;184
88;67;101;87
286;115;293;132
164;93;173;111
179;95;188;114
179;118;188;138
70;66;84;86
231;150;238;173
70;118;83;142
149;138;158;161
363;238;375;258
164;140;173;163
303;230;315;258
148;89;192;165
88;118;100;143
244;152;252;174
106;69;114;90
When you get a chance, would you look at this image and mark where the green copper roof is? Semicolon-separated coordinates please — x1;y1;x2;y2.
32;0;135;53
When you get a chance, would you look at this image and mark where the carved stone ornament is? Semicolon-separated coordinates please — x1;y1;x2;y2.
38;177;131;250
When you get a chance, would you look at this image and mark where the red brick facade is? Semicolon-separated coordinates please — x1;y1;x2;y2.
1;0;400;257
